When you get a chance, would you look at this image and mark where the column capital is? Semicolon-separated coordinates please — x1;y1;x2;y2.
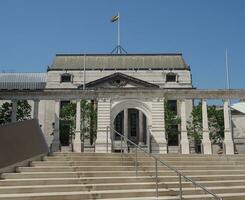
33;99;40;102
98;98;111;103
153;97;165;102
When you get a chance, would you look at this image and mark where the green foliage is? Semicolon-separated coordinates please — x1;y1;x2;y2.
80;100;97;143
59;100;97;145
0;102;12;124
164;101;181;143
60;102;76;142
187;102;224;144
187;103;202;142
17;100;32;121
0;100;31;125
208;105;224;144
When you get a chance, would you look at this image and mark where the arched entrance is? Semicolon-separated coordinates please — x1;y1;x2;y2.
114;108;147;145
111;99;152;152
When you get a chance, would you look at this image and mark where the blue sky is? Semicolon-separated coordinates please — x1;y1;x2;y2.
0;0;244;89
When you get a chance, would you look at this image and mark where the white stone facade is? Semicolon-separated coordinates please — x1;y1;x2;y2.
1;54;244;154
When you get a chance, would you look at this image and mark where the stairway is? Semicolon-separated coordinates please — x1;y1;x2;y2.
1;152;245;199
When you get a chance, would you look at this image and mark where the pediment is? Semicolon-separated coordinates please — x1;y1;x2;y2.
80;72;159;89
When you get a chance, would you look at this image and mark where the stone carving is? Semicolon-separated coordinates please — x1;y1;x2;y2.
109;78;127;88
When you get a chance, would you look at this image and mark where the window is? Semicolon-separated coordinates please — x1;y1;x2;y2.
167;100;177;114
60;101;70;109
166;73;176;82
61;73;72;83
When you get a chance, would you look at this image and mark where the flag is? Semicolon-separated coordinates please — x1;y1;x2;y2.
110;15;119;22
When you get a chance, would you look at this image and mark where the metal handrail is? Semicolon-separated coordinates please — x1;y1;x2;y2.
107;126;223;200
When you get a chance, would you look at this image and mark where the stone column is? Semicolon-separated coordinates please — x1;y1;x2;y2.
51;100;60;152
11;100;17;123
123;109;128;152
33;100;40;119
202;99;212;154
95;98;111;153
73;100;81;152
223;99;234;155
180;99;190;154
139;110;144;145
151;98;167;154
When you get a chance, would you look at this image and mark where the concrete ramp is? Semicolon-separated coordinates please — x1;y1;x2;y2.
0;119;49;173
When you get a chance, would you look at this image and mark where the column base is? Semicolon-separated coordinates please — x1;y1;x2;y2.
51;140;60;152
181;140;190;154
151;140;167;154
73;141;82;152
224;140;234;155
95;142;111;153
202;139;212;155
138;142;145;146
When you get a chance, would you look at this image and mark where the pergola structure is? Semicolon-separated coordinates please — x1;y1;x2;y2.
1;88;245;155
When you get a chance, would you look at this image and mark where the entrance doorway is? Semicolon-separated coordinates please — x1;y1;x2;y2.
113;108;147;145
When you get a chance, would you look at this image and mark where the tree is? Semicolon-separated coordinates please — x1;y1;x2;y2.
17;100;32;121
59;100;97;145
164;101;181;145
187;102;224;145
0;102;12;124
0;100;31;125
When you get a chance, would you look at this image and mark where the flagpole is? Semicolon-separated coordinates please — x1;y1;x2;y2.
225;49;230;90
83;53;86;90
117;11;120;54
225;48;234;150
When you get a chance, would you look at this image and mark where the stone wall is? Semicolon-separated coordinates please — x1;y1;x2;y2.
46;70;192;89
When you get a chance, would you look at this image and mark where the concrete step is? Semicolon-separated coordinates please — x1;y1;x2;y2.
4;169;245;179
2;153;245;199
49;155;245;161
52;152;245;159
2;174;245;183
1;188;245;200
31;160;245;167
17;165;245;172
102;193;245;200
1;182;245;195
0;177;156;186
31;161;135;166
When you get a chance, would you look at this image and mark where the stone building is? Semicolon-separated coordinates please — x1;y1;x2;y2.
0;53;244;154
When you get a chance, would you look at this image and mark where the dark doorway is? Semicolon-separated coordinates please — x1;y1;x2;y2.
128;109;139;143
113;109;147;145
60;122;71;146
114;111;124;140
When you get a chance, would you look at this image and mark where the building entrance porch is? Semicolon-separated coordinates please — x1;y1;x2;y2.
113;108;148;152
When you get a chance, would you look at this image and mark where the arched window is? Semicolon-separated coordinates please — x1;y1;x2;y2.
60;73;72;83
166;73;177;82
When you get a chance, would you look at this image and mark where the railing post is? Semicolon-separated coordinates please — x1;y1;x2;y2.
179;174;182;200
106;126;109;153
120;136;123;155
135;147;138;176
155;158;158;198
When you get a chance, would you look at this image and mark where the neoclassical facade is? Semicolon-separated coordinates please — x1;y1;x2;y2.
0;53;244;154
